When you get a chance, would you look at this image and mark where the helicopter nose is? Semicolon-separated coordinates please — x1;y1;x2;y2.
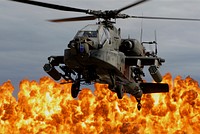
77;43;90;56
68;43;90;56
68;37;96;56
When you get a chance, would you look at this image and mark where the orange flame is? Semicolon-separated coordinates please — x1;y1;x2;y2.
0;73;200;134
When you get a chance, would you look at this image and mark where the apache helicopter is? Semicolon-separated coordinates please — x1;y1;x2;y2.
10;0;200;110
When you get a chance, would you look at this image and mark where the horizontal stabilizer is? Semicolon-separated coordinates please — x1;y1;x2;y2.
139;83;169;94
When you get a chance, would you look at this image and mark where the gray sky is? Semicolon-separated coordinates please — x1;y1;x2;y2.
1;0;200;97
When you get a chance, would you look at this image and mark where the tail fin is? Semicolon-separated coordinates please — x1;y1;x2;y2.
140;83;169;94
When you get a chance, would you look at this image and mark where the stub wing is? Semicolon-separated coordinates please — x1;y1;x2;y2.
140;83;169;94
125;56;165;66
125;56;166;83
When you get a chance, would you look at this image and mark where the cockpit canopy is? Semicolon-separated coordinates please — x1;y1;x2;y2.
76;25;98;38
74;24;111;48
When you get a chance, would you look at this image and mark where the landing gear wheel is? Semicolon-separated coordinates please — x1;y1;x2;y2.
108;71;115;91
136;98;142;111
71;82;80;98
115;85;124;99
137;103;142;111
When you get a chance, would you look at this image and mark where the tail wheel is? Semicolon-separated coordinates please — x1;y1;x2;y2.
71;82;80;98
115;85;124;99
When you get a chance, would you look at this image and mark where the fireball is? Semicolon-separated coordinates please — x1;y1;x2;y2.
0;73;200;134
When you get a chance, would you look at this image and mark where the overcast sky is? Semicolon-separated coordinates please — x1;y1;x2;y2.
1;0;200;97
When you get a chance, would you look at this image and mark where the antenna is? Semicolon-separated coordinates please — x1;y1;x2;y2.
128;34;130;39
140;13;144;43
154;30;158;55
142;30;158;56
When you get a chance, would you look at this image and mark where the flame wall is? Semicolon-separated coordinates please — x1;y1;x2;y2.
0;73;200;134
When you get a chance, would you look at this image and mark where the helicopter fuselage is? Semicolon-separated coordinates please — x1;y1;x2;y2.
65;24;130;82
63;23;156;97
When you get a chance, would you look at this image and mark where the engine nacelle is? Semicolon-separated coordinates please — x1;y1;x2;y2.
119;39;145;56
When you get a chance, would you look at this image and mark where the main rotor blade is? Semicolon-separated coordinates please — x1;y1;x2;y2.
10;0;88;13
130;15;200;21
116;0;150;14
48;16;97;22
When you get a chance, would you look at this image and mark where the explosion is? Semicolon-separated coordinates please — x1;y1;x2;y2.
0;73;200;134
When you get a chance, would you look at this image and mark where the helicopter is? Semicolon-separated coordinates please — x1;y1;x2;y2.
10;0;200;110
